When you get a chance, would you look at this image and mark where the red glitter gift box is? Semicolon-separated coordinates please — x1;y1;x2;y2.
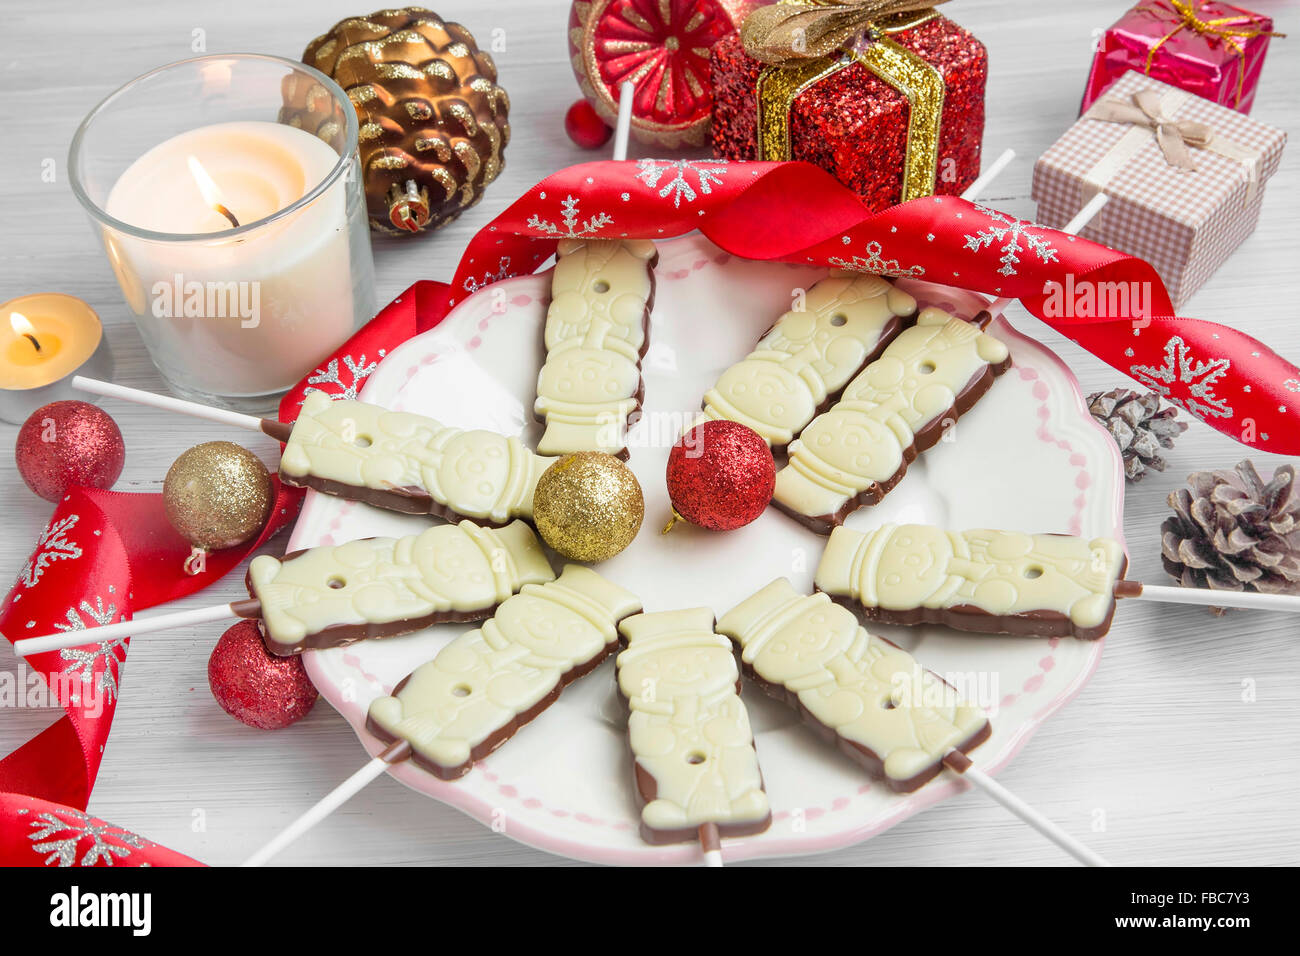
710;7;987;211
1081;1;1281;117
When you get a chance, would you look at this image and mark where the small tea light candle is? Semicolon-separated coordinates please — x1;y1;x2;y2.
0;293;113;424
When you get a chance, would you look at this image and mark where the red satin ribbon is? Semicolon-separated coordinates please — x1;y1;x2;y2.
0;483;299;864
285;160;1300;448
5;157;1295;866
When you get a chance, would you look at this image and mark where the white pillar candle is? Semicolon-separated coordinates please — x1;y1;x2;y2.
104;121;358;398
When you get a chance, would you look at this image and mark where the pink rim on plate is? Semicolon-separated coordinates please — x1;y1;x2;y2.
297;234;1127;865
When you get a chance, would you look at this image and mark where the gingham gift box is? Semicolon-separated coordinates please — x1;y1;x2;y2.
1032;69;1285;307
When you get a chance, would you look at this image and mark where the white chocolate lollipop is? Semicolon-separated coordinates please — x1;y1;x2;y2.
247;520;555;654
816;524;1128;640
717;579;989;791
281;391;555;525
534;238;658;458
774;309;1011;532
701;272;917;448
367;565;642;779
617;608;770;844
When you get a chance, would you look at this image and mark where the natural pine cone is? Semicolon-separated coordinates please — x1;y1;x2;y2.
299;8;510;236
1087;388;1187;481
1161;460;1300;611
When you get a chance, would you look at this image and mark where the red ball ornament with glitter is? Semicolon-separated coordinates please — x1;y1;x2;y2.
15;400;125;503
565;99;613;149
666;420;774;531
568;0;762;148
208;621;318;730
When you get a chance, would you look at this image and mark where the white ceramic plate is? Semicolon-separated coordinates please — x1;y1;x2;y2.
297;233;1126;864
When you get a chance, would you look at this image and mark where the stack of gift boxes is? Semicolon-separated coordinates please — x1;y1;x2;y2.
681;0;1284;310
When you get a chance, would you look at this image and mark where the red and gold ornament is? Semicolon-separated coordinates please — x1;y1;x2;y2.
208;620;319;730
15;400;125;503
568;0;763;148
665;420;774;531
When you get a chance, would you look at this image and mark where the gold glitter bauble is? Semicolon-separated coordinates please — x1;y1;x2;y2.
532;452;644;563
164;442;273;552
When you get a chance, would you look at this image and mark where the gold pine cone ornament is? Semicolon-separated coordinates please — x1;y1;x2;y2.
301;7;510;236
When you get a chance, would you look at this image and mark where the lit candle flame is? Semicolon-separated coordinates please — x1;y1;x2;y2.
9;311;41;352
187;155;240;228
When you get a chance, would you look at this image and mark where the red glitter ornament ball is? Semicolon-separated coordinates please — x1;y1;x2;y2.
208;621;318;730
565;99;613;149
15;400;125;503
666;420;774;531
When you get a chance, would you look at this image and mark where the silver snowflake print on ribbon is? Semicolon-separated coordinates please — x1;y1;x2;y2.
526;195;613;238
29;810;145;867
463;256;513;294
963;206;1059;276
1285;379;1300;393
829;241;925;278
18;515;83;589
1130;336;1233;420
56;596;128;706
302;355;381;403
635;158;728;207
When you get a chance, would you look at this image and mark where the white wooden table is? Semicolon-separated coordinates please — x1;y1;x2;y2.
1;0;1297;867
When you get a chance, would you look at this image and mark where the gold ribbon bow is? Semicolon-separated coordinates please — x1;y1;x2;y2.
741;0;950;64
1144;0;1285;107
1089;89;1213;170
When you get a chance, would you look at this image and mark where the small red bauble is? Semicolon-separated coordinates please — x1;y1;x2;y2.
15;400;125;503
666;420;774;531
565;99;612;150
208;621;318;730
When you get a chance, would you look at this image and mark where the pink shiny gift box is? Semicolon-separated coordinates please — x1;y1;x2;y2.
1081;0;1279;115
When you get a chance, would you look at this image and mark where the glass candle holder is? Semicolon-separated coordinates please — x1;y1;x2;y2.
70;54;377;413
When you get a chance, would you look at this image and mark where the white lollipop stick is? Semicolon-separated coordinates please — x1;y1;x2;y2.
960;148;1015;201
699;823;724;868
612;81;634;162
72;376;293;440
983;193;1110;321
1119;581;1300;613
942;752;1110;867
12;600;257;657
242;740;412;867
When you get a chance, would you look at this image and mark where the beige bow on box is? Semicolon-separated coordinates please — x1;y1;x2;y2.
1085;86;1262;202
1089;89;1214;171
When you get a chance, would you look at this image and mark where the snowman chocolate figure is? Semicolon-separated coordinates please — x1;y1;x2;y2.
774;308;1012;532
367;566;642;779
247;520;555;654
701;272;918;449
534;239;658;458
815;524;1129;640
616;608;770;845
718;579;990;793
280;391;555;526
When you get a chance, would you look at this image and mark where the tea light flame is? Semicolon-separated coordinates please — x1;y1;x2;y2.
187;155;240;228
9;312;41;352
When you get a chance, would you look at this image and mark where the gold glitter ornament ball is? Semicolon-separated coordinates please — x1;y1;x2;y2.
532;452;644;563
164;442;273;552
